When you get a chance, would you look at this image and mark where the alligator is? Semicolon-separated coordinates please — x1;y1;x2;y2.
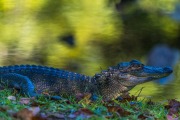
0;60;173;101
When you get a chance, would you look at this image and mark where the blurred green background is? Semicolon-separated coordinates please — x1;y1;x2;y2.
0;0;180;101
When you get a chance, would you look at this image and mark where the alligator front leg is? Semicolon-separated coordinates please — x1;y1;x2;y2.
0;73;61;100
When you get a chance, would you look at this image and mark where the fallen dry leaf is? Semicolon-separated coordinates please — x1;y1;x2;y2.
46;112;65;119
165;99;180;117
68;108;94;119
14;108;34;120
0;106;8;112
76;93;91;101
169;108;179;115
19;98;32;105
28;107;41;116
14;107;41;120
30;101;46;107
76;93;92;104
42;91;50;96
107;106;131;117
169;99;180;108
117;92;137;103
7;96;16;101
167;114;179;120
138;114;148;120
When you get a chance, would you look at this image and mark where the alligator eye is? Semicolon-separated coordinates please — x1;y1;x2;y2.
132;63;144;68
131;64;139;67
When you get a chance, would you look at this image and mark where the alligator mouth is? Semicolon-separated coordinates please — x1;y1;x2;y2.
124;66;173;86
137;72;172;79
132;66;173;78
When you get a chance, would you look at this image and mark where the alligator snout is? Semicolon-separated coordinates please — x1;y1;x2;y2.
163;67;173;73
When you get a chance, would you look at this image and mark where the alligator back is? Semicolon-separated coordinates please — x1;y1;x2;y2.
0;65;92;96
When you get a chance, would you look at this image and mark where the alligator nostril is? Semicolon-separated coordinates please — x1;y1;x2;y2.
163;67;173;73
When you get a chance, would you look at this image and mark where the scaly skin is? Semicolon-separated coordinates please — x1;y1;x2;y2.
0;60;173;101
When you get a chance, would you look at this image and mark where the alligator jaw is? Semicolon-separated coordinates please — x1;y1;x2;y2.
125;65;173;86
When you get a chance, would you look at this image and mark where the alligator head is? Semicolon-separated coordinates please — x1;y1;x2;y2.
94;60;173;100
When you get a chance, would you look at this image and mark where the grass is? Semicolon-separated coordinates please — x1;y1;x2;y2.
0;89;173;120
